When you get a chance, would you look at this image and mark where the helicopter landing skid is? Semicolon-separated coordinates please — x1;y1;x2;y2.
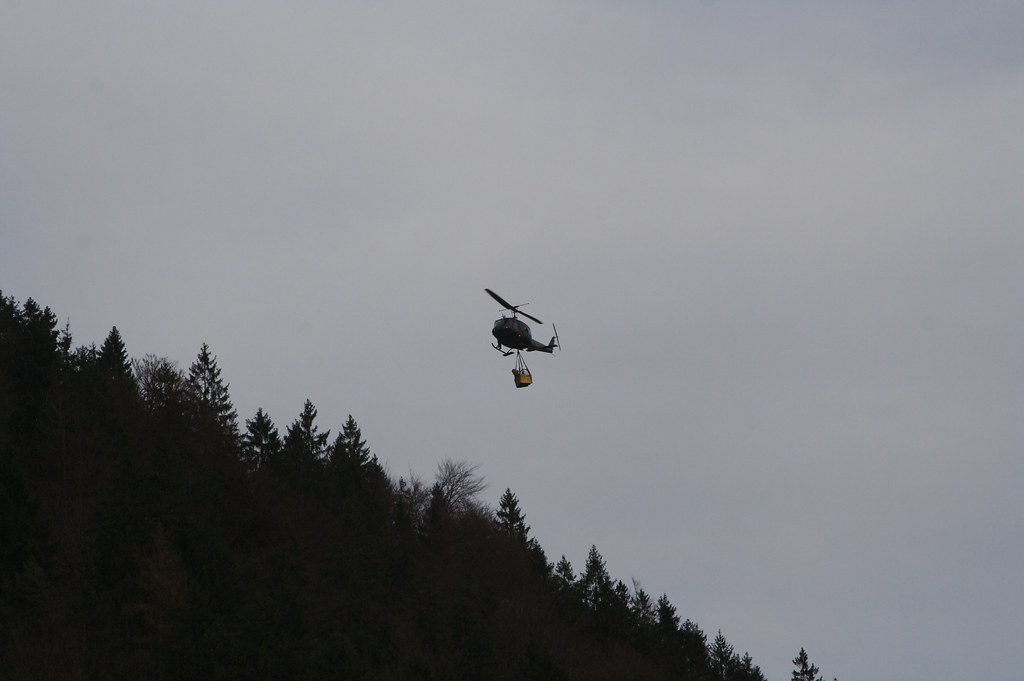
491;343;514;357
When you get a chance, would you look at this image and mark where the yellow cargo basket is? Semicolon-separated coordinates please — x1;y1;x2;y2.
513;352;533;387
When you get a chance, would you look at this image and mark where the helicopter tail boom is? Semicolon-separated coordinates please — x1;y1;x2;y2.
526;325;559;353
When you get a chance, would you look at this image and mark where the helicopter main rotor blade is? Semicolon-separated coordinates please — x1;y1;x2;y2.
518;310;544;325
485;288;515;311
485;288;544;325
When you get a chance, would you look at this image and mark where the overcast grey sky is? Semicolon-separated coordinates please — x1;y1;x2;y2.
3;2;1023;679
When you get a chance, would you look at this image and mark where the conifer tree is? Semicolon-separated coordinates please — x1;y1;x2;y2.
496;488;529;543
579;545;612;610
242;408;282;473
608;579;633;632
329;414;372;480
326;414;388;524
0;296;61;449
577;545;633;638
680;619;712;680
526;536;550;578
0;294;62;585
555;555;575;586
630;580;657;635
494;487;549;576
710;630;737;680
792;648;822;681
57;321;73;365
655;593;681;642
736;652;767;681
187;343;238;443
280;399;330;491
98;326;132;379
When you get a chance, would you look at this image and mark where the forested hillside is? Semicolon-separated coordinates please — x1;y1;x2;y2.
2;292;788;680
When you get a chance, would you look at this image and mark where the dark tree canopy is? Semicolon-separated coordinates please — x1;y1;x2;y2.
0;291;790;681
134;354;187;417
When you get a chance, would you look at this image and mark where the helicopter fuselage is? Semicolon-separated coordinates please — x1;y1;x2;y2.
492;317;554;353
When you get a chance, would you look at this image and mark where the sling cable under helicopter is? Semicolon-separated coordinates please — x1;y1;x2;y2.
485;288;560;388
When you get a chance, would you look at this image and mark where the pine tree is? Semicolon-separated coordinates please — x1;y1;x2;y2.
0;296;61;451
98;326;132;379
493;487;548;576
630;580;657;636
792;648;822;681
0;294;62;586
242;408;282;473
326;414;388;526
496;488;529;543
608;579;633;634
527;537;550;578
736;652;767;681
554;555;575;589
280;399;330;492
581;544;610;614
655;594;680;641
579;545;612;610
680;619;712;681
328;414;372;481
710;630;737;680
57;321;73;365
187;343;238;444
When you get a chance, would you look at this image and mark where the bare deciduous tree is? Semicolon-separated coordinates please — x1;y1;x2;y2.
433;459;488;516
393;470;431;528
133;354;186;414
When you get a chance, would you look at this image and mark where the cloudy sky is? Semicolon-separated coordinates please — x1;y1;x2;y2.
3;2;1023;678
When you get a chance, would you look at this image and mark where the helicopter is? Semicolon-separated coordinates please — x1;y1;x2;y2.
485;288;559;356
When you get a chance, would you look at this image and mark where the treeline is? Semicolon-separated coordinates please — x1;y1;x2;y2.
1;292;825;680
